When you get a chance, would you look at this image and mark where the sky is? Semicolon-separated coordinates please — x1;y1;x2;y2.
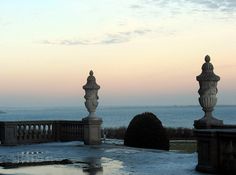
0;0;236;107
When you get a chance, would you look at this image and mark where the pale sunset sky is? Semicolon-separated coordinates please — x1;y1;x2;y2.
0;0;236;107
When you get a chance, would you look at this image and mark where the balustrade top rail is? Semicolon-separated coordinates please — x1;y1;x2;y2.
0;120;83;124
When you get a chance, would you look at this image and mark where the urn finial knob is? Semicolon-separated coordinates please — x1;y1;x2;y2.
89;70;93;76
205;55;210;63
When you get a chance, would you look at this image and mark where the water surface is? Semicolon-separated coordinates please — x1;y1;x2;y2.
0;106;235;128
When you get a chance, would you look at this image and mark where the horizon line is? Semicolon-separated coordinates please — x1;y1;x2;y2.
1;104;236;109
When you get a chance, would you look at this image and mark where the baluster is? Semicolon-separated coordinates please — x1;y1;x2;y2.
43;124;46;139
75;124;77;136
71;124;73;138
48;124;52;139
35;125;39;139
50;124;53;135
25;124;28;140
79;125;82;138
32;124;34;140
51;123;54;140
74;124;76;137
74;124;76;136
33;124;36;140
69;124;72;138
46;124;49;139
20;125;23;140
39;124;42;139
16;125;20;140
21;125;24;140
29;124;32;140
39;124;42;138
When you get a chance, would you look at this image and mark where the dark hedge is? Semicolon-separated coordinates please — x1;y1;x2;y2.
124;112;169;150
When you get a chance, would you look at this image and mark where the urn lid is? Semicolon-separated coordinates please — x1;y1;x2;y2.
83;70;100;90
196;55;220;81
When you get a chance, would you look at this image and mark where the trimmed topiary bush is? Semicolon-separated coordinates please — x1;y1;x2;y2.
124;112;169;150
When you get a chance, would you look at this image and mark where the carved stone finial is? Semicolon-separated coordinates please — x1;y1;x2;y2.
197;55;220;82
194;55;223;129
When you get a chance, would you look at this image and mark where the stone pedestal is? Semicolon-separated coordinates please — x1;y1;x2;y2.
194;117;223;129
195;129;219;173
195;128;236;174
82;117;102;145
0;122;17;145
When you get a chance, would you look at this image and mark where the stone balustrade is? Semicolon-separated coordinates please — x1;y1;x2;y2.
0;120;84;145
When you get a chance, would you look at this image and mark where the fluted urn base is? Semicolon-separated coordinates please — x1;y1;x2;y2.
194;116;223;129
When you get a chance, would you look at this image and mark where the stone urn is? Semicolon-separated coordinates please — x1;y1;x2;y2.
194;55;223;129
83;70;100;118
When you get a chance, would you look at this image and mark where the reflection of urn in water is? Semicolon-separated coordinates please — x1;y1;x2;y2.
83;70;100;118
194;55;223;128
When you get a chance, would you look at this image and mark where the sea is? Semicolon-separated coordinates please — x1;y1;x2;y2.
0;105;235;128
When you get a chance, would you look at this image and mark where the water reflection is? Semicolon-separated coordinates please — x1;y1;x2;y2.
0;157;124;175
83;157;103;175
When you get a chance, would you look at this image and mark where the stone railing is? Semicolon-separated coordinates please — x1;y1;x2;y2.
0;120;84;145
59;121;84;141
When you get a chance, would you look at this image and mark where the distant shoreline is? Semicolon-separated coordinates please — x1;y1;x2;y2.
0;105;236;109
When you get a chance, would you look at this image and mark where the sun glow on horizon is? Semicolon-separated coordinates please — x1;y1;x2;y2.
0;0;236;106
